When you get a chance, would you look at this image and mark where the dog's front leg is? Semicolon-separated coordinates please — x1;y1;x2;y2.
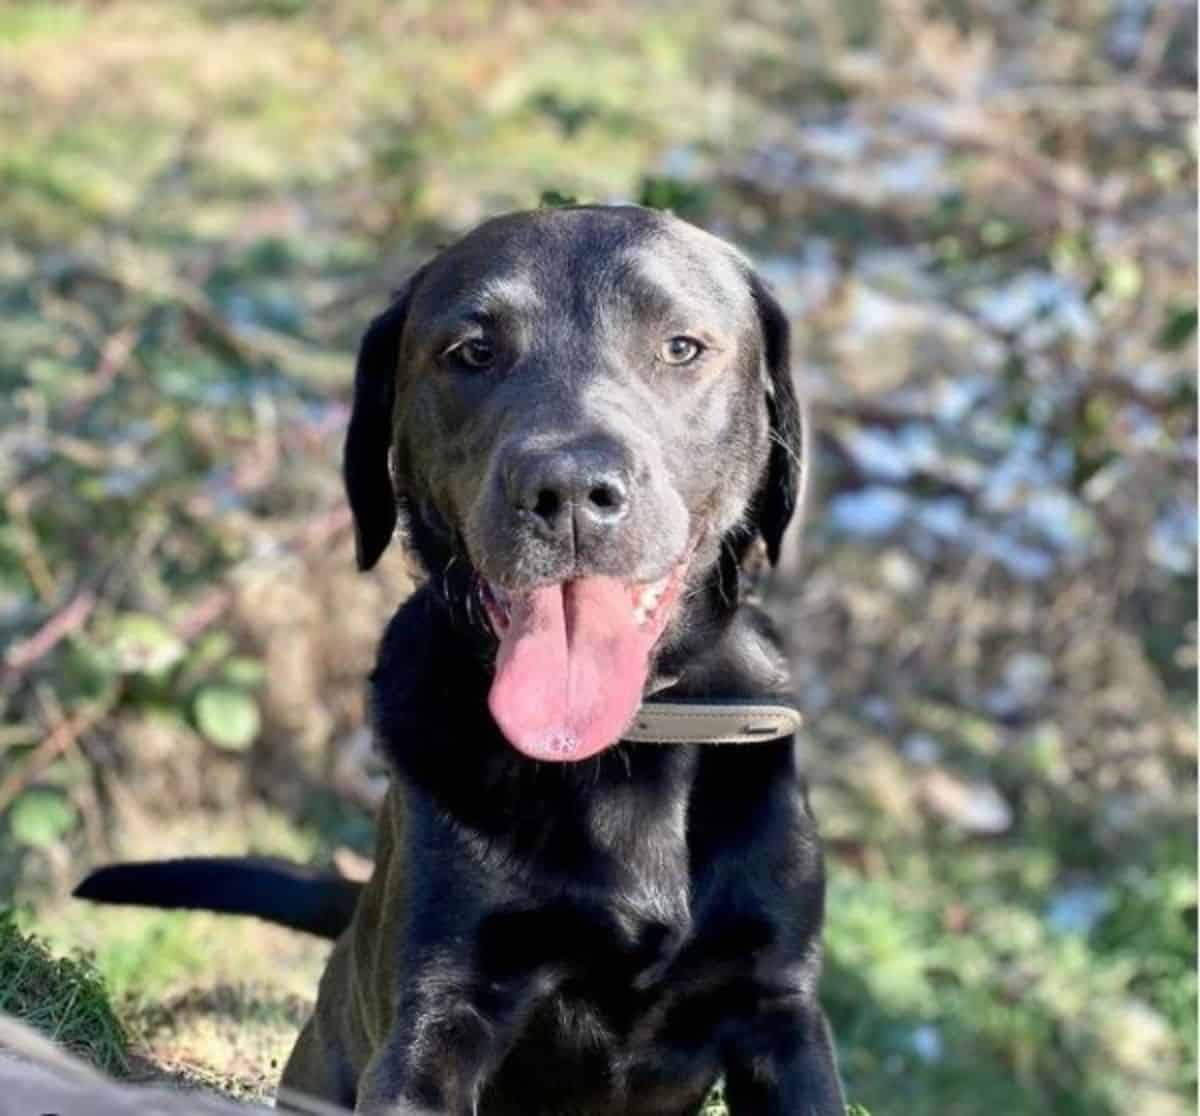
355;1001;494;1116
355;969;547;1116
723;1001;844;1116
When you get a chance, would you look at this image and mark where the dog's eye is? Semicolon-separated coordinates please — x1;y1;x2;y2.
659;336;705;366
446;337;496;370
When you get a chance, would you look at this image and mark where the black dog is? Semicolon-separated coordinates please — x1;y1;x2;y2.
77;205;844;1115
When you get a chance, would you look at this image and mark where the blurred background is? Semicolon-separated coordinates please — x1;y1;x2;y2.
0;1;1195;1113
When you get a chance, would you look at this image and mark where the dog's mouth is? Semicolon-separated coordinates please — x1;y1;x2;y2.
479;561;689;762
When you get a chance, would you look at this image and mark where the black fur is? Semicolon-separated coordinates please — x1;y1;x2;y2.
748;269;805;567
75;857;360;939
345;283;420;572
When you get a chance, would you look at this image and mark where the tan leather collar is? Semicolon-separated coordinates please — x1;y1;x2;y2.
624;700;803;745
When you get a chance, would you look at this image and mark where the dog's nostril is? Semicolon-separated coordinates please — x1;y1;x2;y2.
533;489;561;522
588;475;628;516
589;485;618;510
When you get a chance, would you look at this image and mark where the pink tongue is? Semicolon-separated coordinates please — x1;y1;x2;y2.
488;577;652;761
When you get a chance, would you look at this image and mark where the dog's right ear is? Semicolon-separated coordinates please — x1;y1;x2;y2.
343;278;421;571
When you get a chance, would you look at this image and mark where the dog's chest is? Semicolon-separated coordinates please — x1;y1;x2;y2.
398;742;810;1113
471;757;795;1113
482;875;768;1116
470;769;695;971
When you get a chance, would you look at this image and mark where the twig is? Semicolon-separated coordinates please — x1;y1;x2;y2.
60;323;140;428
987;83;1195;121
174;587;234;643
895;113;1129;216
0;723;40;750
290;504;354;550
2;589;97;682
44;254;349;385
4;490;59;603
0;697;111;814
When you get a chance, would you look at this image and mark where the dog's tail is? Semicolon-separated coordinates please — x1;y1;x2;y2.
74;857;361;940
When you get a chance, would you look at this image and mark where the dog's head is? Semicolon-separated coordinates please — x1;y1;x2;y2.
345;205;803;761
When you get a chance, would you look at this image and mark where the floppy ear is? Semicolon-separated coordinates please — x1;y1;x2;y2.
343;282;418;571
748;271;806;565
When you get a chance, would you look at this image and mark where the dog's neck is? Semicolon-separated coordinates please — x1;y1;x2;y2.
367;582;799;865
371;563;797;765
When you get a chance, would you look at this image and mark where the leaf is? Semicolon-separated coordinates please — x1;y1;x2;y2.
637;175;708;218
181;630;235;677
1104;258;1142;301
539;189;579;208
106;613;185;676
221;656;266;687
9;788;77;849
1157;304;1197;351
193;685;261;751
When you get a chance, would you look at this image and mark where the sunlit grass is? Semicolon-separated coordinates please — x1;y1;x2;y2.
0;911;128;1075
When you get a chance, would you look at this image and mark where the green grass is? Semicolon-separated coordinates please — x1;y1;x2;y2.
0;1;86;44
0;909;128;1074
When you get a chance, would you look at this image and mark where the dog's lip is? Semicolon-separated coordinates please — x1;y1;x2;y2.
480;561;689;641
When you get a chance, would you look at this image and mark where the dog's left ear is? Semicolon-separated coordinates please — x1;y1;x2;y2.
343;275;422;571
748;271;805;565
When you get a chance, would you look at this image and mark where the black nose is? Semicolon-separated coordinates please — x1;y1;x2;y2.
508;442;631;543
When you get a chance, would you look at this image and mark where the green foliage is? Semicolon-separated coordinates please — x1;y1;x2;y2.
1158;303;1198;351
8;789;77;850
77;911;229;1004
1091;839;1199;1091
539;190;581;208
638;175;711;220
822;843;1196;1116
193;684;261;751
0;911;128;1074
106;613;186;677
0;1;85;44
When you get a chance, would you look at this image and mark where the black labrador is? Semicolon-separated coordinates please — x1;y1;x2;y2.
77;205;844;1115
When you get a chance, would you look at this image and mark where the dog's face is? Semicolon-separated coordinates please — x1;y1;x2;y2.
345;206;802;761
